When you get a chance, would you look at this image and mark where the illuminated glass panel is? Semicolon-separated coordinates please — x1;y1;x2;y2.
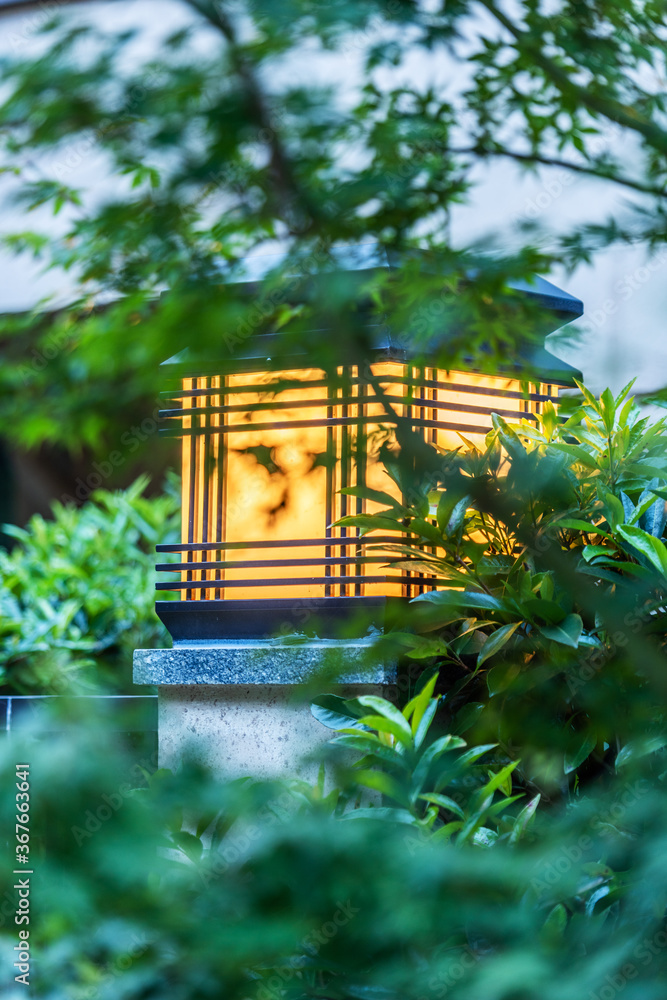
158;366;558;601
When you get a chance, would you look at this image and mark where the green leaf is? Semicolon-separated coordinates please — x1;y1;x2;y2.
409;518;445;546
436;491;467;533
479;761;519;799
341;807;417;825
340;485;408;510
412;590;508;613
413;697;440;749
602;493;625;530
600;387;616;434
616;524;667;576
487;660;521;695
491;413;526;460
554;518;610;536
331;734;411;769
357;695;414;746
616;735;667;769
437;493;471;535
550;443;599;469
540;613;583;648
352;770;407;804
404;672;439;735
418;793;465;819
452;744;496;768
522;598;567;625
412;734;468;796
483;793;524;818
574;380;602;413
476;621;522;668
171;831;203;863
453;702;484;735
564;731;596;774
357;715;413;747
582;545;609;562
425;734;468;757
311;695;367;731
509;794;541;843
615;378;637;409
542;904;568;941
335;515;410;535
431;821;464;841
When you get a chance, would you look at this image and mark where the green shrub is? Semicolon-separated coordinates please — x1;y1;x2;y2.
339;383;667;787
1;701;666;1000
0;474;179;694
312;672;539;847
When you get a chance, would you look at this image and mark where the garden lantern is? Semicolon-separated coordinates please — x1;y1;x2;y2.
154;249;583;642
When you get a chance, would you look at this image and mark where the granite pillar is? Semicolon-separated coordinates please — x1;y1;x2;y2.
133;639;395;779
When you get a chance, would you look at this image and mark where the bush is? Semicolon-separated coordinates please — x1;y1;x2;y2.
1;698;666;1000
1;386;667;999
0;474;179;694
340;383;667;789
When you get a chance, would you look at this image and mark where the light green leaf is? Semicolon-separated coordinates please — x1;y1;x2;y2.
358;695;414;746
616;524;667;576
335;515;410;535
600;387;616;434
340;485;409;511
352;770;407;803
413;698;440;749
479;761;519;799
358;714;413;747
404;672;439;731
542;904;568;940
582;545;609;562
509;794;541;843
341;807;417;825
418;793;465;819
616;736;667;769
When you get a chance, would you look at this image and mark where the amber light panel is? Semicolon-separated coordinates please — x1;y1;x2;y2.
158;366;558;602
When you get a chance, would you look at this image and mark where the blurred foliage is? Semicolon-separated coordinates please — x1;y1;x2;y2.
0;0;667;449
0;475;178;694
339;383;667;790
1;700;667;999
312;672;540;846
1;2;667;996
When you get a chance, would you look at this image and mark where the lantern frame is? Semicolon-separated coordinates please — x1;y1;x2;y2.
155;249;583;642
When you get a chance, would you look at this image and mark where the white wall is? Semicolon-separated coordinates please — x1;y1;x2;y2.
0;0;665;395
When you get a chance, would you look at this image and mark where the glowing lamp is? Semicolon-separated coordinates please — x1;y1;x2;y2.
155;254;582;641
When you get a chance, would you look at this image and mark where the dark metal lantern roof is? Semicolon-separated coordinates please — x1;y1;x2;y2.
163;243;584;382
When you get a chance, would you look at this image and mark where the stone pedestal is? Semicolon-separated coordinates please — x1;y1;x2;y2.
133;640;395;779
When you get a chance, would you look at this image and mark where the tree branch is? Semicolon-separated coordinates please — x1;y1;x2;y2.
450;144;667;199
477;0;667;157
187;0;316;231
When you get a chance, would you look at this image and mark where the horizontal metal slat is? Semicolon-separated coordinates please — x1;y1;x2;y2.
159;415;523;437
159;395;538;422
156;535;414;552
156;556;394;571
163;374;557;403
156;574;442;591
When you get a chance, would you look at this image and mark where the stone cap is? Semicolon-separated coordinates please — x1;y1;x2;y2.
133;639;396;686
